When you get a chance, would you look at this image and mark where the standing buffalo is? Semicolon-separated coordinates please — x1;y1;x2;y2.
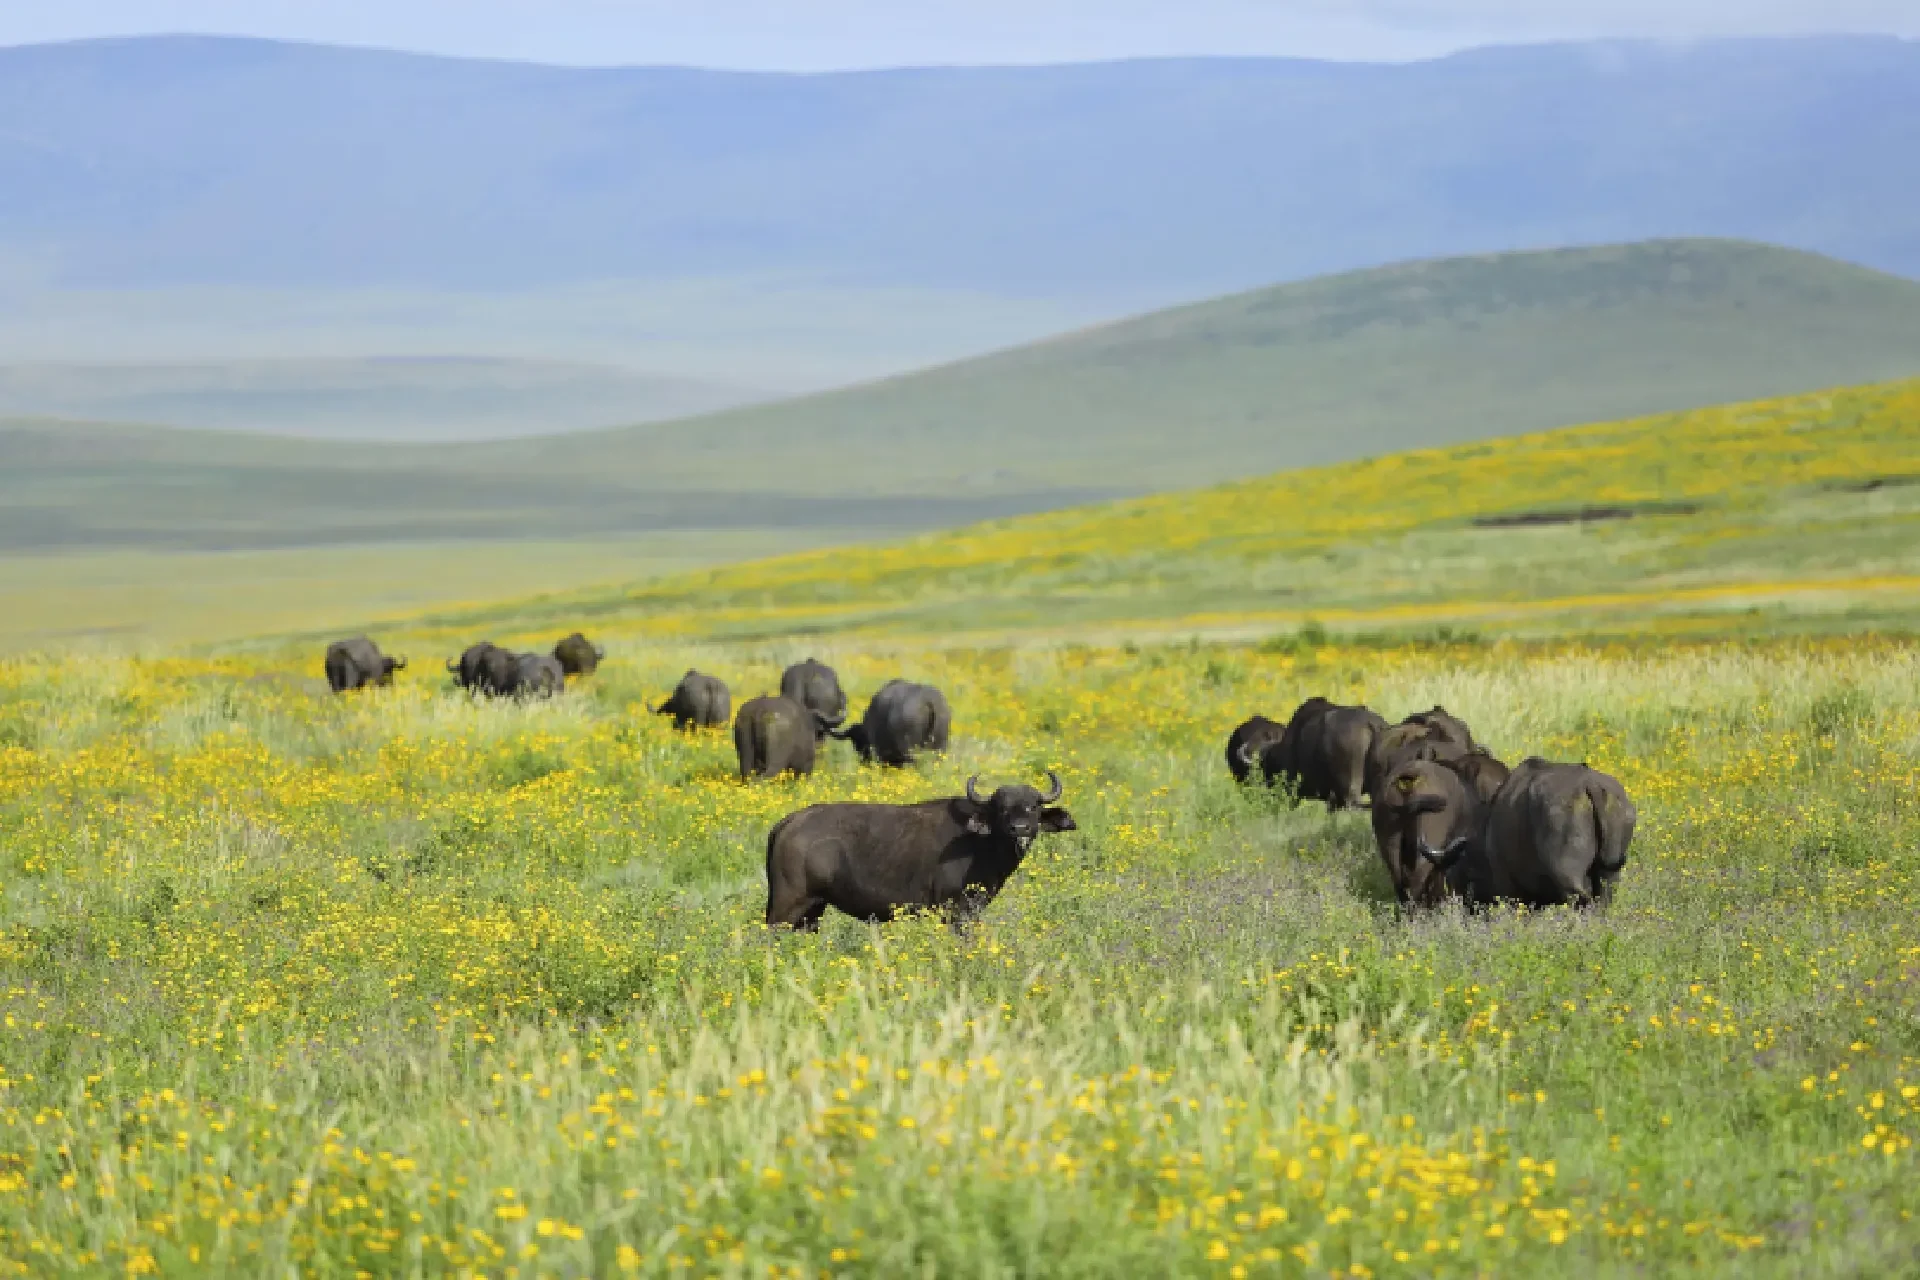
1422;758;1636;909
325;636;406;693
1371;755;1493;907
780;658;849;732
649;670;732;730
1365;706;1479;801
735;695;843;780
552;633;606;678
1225;715;1286;784
765;772;1074;930
508;652;565;698
1262;697;1386;810
449;642;513;694
833;680;951;766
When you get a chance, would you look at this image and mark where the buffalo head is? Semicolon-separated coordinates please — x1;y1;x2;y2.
963;772;1074;849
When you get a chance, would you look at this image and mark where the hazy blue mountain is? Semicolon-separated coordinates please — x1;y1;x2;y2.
1;35;1915;305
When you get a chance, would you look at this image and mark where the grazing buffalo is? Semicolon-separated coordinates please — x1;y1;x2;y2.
735;695;843;780
1371;755;1493;907
649;670;731;730
780;658;849;733
448;641;512;693
834;680;951;766
765;772;1074;930
1423;758;1636;909
552;632;606;678
507;652;565;698
1262;697;1386;810
1226;715;1287;784
325;636;406;693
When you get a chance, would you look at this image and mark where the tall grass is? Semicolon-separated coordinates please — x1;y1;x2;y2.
0;635;1917;1273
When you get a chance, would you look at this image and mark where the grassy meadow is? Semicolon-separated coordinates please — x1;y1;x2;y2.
1;378;1918;1275
424;377;1920;646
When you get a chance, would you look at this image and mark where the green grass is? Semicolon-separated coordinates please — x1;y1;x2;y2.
0;634;1915;1274
10;240;1920;555
0;531;873;653
411;377;1920;648
3;377;1920;1274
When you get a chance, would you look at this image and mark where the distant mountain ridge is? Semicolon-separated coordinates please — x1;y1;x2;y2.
0;34;1916;393
5;240;1920;553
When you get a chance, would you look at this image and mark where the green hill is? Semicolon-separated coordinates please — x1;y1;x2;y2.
409;377;1920;646
7;239;1920;555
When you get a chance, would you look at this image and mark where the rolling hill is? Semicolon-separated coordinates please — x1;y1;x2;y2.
2;34;1917;392
412;377;1920;646
5;240;1920;557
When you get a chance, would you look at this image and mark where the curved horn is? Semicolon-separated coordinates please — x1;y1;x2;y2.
645;698;660;714
446;659;459;673
817;710;846;728
594;646;606;660
1236;740;1260;767
966;775;987;805
1040;770;1063;803
395;656;409;670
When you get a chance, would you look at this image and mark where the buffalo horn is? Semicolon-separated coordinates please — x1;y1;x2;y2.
446;658;459;673
395;656;409;670
966;775;987;805
1041;770;1063;802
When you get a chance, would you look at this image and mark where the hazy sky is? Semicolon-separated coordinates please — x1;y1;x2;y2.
3;1;1916;69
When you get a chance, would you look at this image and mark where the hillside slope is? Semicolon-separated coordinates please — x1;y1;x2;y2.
489;240;1920;495
6;35;1917;300
8;240;1920;555
423;378;1920;644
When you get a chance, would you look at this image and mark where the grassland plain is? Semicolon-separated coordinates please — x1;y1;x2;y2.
0;633;1917;1276
3;376;1920;1276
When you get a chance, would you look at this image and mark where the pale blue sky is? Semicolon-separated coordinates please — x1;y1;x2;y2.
2;1;1916;69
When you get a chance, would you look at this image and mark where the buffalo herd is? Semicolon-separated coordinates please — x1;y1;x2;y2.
321;632;1636;929
1231;696;1637;912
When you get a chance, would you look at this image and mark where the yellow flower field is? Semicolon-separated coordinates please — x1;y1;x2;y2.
1;632;1917;1275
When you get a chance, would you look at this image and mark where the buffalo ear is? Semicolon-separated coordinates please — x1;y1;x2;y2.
962;811;993;837
1040;806;1077;833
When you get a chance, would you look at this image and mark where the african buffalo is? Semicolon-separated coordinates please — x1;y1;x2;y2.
780;658;849;734
735;695;843;780
553;632;606;678
1226;714;1287;784
1371;755;1493;907
1405;705;1476;748
649;670;731;730
765;772;1074;930
1423;758;1636;909
1364;706;1479;801
1262;697;1386;810
507;652;565;698
448;641;512;693
325;636;406;693
833;679;951;766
